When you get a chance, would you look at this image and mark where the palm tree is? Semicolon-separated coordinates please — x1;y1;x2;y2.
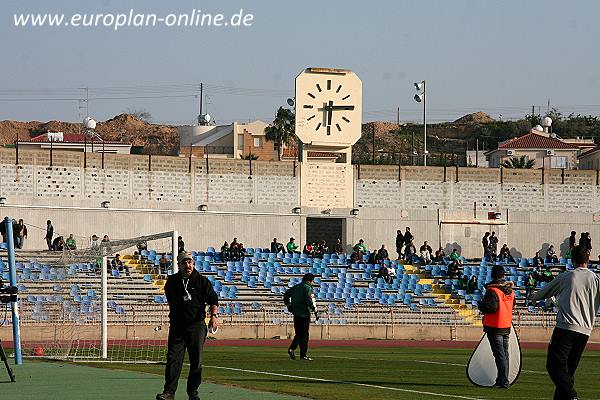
501;155;535;169
264;107;296;161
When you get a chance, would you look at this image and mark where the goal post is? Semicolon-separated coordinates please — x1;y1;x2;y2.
12;229;178;363
2;216;23;365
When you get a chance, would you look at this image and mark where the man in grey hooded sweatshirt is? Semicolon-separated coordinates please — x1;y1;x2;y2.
531;245;600;400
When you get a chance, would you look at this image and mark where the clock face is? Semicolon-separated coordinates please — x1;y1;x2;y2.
295;68;362;146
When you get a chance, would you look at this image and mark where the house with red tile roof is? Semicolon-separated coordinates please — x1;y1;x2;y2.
485;129;580;169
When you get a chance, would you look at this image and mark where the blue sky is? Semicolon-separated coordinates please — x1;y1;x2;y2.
1;0;599;124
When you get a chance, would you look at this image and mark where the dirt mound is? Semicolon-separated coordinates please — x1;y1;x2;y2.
453;112;494;124
0;114;179;155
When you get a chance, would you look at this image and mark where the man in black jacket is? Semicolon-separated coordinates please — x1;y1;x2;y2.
395;230;404;259
156;252;219;400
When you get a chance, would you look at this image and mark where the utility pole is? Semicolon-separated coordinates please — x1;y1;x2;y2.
476;137;479;167
411;130;415;166
372;123;376;165
199;83;203;116
397;107;400;126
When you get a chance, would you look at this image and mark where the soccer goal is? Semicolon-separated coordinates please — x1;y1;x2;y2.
2;228;179;363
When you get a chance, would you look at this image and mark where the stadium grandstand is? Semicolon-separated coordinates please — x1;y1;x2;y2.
2;236;596;362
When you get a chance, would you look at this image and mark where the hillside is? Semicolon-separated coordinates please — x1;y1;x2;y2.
1;111;598;163
0;114;179;155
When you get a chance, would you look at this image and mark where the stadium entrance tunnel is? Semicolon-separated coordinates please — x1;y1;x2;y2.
306;217;345;252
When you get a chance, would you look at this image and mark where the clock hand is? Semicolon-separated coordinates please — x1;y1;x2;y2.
327;100;333;127
329;105;355;111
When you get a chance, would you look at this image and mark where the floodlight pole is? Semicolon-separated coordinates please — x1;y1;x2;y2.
422;80;427;166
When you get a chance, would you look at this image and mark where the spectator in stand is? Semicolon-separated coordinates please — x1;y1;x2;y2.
448;260;460;279
15;219;27;249
220;241;230;262
419;241;433;264
525;272;537;304
404;240;416;262
353;239;367;254
333;239;343;255
433;247;445;264
270;238;284;254
467;275;478;295
303;242;314;257
530;245;600;400
546;245;559;264
565;247;572;260
90;235;100;249
65;234;77;250
490;232;499;257
403;227;413;253
111;254;130;276
395;229;404;259
178;236;185;253
158;254;171;275
349;250;361;264
376;244;389;263
136;241;147;252
541;266;554;283
313;241;326;258
532;252;544;268
458;275;468;290
44;220;54;251
499;244;514;263
578;232;587;251
229;238;240;261
287;237;299;254
482;232;490;259
386;263;396;283
585;232;592;253
319;240;328;256
377;262;390;284
52;236;65;251
567;230;576;250
237;242;246;260
0;217;6;244
449;248;462;265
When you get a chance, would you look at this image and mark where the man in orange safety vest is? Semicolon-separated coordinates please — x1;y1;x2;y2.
478;265;515;389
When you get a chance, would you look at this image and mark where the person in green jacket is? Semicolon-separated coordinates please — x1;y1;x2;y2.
286;237;299;253
353;239;367;253
284;273;318;361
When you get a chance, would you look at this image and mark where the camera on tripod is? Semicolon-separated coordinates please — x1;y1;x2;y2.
0;279;18;304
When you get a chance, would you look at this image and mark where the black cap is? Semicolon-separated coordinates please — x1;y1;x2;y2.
302;273;315;282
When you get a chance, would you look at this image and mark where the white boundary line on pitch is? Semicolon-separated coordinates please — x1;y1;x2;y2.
205;365;487;400
320;355;546;374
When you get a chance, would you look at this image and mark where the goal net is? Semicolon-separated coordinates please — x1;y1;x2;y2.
1;230;177;363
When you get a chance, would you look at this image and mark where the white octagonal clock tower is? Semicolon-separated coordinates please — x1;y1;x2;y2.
295;68;362;209
295;67;362;162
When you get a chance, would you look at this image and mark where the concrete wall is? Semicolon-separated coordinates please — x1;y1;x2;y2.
2;149;600;258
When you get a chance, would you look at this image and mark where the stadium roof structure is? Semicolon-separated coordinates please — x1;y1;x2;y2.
497;131;579;150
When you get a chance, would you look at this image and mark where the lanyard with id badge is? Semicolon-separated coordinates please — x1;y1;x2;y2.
182;278;192;302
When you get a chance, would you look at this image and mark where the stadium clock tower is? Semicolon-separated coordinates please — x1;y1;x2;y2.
295;67;362;163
